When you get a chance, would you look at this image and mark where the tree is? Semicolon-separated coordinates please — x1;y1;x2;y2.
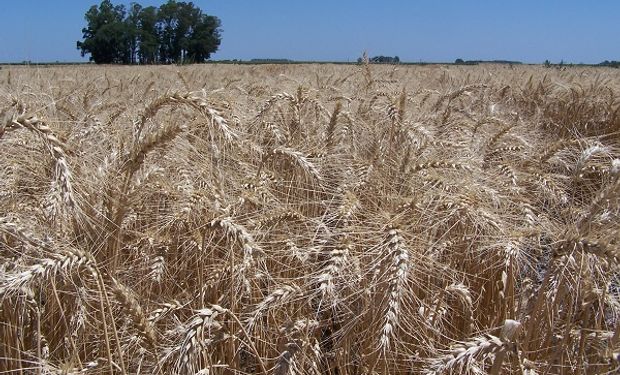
156;1;220;64
156;0;179;63
77;0;222;64
125;3;142;64
136;6;159;64
187;14;221;62
77;0;131;63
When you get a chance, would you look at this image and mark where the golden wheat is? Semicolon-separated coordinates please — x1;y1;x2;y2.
1;63;619;374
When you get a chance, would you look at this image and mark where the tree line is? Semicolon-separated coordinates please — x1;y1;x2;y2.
77;0;221;64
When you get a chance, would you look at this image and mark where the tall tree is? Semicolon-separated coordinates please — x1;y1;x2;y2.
77;0;131;64
175;2;201;62
156;1;220;64
125;3;142;64
136;6;159;64
156;0;179;63
187;14;221;62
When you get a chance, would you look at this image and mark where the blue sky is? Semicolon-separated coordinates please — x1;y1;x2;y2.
0;0;618;63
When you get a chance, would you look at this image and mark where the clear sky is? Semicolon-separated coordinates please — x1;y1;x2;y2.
0;0;618;64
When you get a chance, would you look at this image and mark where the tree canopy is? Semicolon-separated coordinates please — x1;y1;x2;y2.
77;0;221;64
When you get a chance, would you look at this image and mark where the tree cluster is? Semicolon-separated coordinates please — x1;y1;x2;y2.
600;60;620;68
77;0;221;64
357;55;400;64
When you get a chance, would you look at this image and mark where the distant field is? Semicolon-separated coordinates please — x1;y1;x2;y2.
1;63;619;374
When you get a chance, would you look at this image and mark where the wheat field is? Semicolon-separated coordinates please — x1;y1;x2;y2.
1;62;619;374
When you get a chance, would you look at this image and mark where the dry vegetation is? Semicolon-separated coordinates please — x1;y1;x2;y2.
1;62;619;374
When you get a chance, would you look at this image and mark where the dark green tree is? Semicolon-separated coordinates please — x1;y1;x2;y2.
77;0;131;63
136;6;159;64
174;2;200;62
187;14;221;62
156;1;220;64
156;0;179;63
125;3;142;64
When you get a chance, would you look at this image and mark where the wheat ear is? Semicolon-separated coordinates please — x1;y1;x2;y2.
7;112;76;215
111;278;157;347
379;225;410;350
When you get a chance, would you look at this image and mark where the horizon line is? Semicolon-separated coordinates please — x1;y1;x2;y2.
1;58;618;66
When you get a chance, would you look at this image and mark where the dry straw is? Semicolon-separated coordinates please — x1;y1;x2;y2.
1;63;619;375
